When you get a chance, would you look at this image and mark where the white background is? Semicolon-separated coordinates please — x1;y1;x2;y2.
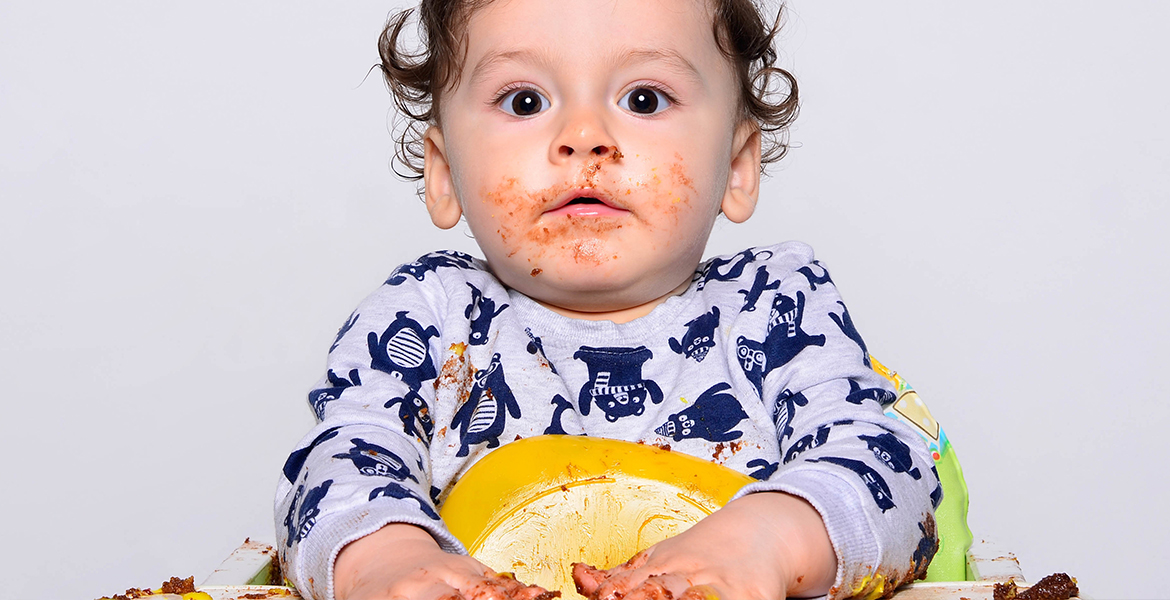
1;1;1167;599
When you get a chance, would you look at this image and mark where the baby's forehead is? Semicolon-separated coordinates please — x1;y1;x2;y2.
453;0;726;82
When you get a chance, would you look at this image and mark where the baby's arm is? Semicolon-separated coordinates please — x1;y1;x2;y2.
276;267;557;600
576;256;940;600
335;523;556;600
573;491;835;600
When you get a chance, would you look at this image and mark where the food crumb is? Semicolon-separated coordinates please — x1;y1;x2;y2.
159;577;196;594
531;268;543;277
994;573;1078;600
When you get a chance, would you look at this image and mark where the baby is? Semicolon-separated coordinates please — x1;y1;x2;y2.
276;1;942;599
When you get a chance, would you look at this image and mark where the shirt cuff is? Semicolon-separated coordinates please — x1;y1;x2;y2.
731;466;881;600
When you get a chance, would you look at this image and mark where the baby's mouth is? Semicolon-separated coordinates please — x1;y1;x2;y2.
544;189;629;218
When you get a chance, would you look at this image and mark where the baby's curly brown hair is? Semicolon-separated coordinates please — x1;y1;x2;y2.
377;0;799;181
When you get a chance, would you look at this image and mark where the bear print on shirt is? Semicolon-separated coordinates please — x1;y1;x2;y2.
784;424;832;464
465;283;509;346
860;432;923;480
747;458;780;480
368;481;440;520
797;261;833;291
844;380;897;406
668;307;719;362
737;265;781;313
829;300;871;367
694;247;774;290
383;394;436;446
736;336;767;397
736;291;826;394
332;438;418;482
764;290;826;370
451;353;521;456
525;328;558;374
574;346;664;422
773;389;809;443
284;479;332;547
385;250;477;286
544;394;577;435
308;369;360;420
282;427;340;484
368;311;440;393
655;382;747;442
810;456;896;512
329;311;359;353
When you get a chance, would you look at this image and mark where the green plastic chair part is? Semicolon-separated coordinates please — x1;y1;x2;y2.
871;356;974;582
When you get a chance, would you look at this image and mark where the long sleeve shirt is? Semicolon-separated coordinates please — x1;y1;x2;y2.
275;241;941;600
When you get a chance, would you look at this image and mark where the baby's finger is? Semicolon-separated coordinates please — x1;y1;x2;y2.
606;550;651;575
415;580;469;600
585;569;645;600
570;563;609;597
616;576;677;600
678;584;722;600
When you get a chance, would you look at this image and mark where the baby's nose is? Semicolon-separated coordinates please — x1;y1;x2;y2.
560;142;617;158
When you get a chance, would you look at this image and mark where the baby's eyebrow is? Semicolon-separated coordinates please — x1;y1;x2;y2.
612;48;705;86
468;48;555;88
467;47;704;88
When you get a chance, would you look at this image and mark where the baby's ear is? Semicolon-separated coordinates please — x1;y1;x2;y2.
721;121;762;224
424;127;463;229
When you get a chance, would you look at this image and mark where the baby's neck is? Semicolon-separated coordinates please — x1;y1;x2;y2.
532;277;692;324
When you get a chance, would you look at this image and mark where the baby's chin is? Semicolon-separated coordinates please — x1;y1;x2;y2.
498;262;695;322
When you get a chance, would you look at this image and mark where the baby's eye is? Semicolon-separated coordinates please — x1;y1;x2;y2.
620;87;671;115
498;88;549;117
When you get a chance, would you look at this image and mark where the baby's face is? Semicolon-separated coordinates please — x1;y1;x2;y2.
425;0;760;318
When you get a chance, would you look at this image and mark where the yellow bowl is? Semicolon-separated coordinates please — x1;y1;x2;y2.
440;435;754;598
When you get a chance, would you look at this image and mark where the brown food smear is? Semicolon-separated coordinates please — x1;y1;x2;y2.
437;343;474;408
479;153;693;266
158;577;196;595
995;573;1079;600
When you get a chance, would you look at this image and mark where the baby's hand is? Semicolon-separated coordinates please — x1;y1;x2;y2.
335;523;560;600
571;492;837;600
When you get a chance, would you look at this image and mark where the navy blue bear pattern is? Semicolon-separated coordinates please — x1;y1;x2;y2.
694;248;774;290
284;479;332;547
737;265;780;313
860;432;923;481
465;283;509;346
772;389;809;443
452;353;521;456
574;346;664;421
308;368;360;420
544;394;575;435
784;423;831;464
829;300;871;367
736;291;826;397
333;437;419;482
797;261;833;291
369;481;440;520
385;250;477;286
668;307;720;362
369;311;440;444
655;382;747;442
810;456;896;512
282;427;340;484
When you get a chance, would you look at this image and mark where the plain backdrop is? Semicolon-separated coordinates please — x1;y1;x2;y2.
1;1;1167;598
